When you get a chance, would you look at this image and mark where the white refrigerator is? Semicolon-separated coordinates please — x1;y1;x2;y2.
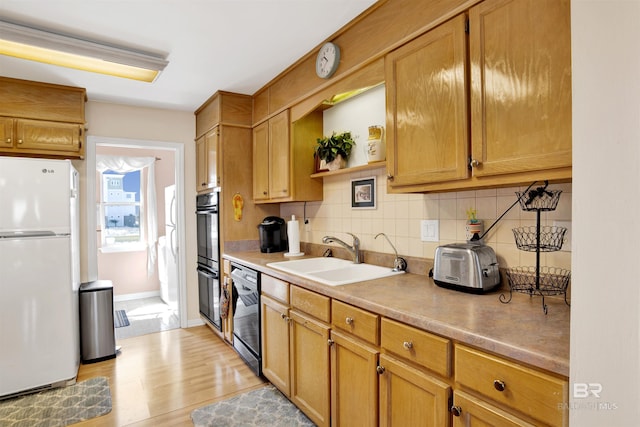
159;184;178;310
0;157;80;398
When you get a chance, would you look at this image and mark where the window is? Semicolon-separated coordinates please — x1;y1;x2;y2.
99;169;144;250
95;154;158;274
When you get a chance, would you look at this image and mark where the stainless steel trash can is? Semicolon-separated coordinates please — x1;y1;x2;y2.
79;280;116;363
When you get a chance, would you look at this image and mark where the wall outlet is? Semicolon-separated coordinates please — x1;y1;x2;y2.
304;218;311;232
420;220;439;242
553;220;572;251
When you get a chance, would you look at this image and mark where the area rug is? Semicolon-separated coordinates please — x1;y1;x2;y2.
0;376;112;427
191;384;315;427
114;309;130;328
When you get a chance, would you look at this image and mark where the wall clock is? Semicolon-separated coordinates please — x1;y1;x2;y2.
315;42;340;79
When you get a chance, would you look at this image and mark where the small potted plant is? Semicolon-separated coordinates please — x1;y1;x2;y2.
314;131;355;171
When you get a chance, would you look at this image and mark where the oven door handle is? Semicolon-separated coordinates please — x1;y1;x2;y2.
195;207;218;215
197;266;219;280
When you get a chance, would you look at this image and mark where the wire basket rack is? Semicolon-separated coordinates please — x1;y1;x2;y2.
499;183;570;314
505;266;571;296
512;226;567;252
516;190;562;211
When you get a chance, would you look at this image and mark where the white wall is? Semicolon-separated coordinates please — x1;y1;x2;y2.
80;101;200;324
570;0;640;425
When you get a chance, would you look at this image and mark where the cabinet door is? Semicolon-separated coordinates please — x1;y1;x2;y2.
196;135;208;191
330;329;379;426
385;14;469;187
252;121;270;201
261;294;291;396
290;310;330;427
469;0;572;177
16;119;82;156
268;110;290;200
205;128;219;188
378;354;451;427
0;117;13;149
451;390;536;427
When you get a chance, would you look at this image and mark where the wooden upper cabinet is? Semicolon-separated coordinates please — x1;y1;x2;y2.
0;77;86;159
195;128;218;192
15;119;82;153
268;110;291;200
195;91;252;138
252;121;270;201
0;117;14;148
251;112;290;202
469;0;572;177
385;13;469;188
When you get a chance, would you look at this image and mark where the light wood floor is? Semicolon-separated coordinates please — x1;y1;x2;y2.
75;325;266;426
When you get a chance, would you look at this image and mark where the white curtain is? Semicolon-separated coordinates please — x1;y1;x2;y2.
96;155;158;277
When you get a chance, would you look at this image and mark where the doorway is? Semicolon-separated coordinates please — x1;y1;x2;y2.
86;136;187;335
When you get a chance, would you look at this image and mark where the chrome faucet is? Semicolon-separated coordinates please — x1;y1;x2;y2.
375;232;407;272
322;232;362;264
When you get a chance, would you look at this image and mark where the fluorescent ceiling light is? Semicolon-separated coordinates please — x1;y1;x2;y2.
0;19;168;82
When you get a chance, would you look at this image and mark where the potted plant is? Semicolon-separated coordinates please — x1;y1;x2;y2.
314;131;355;171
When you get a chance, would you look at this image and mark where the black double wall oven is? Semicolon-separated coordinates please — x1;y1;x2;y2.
196;192;220;331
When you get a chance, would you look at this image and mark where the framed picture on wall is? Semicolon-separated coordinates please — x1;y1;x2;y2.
351;177;376;209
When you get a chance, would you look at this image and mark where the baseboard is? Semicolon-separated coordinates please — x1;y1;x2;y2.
113;290;161;302
187;318;205;328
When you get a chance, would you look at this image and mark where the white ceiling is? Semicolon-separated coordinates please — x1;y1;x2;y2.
0;0;378;112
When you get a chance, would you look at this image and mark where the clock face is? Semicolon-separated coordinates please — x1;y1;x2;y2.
316;42;340;79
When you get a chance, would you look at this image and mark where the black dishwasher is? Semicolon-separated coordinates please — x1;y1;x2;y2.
230;263;261;376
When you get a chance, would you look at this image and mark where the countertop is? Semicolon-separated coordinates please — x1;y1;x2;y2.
223;250;570;377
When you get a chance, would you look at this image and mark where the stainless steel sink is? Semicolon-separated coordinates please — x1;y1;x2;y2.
267;257;404;286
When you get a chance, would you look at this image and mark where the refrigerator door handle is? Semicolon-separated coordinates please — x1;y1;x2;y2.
0;231;58;239
169;194;176;227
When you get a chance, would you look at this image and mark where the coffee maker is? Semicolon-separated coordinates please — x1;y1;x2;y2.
258;216;288;253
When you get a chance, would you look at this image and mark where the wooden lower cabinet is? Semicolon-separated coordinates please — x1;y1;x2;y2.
379;354;451;427
330;329;379;426
261;279;332;427
289;310;330;427
451;390;536;427
259;278;567;427
455;344;568;426
260;294;291;395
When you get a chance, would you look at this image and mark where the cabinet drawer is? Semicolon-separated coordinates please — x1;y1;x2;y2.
331;300;379;345
455;345;568;427
291;286;330;323
381;318;450;378
261;274;289;304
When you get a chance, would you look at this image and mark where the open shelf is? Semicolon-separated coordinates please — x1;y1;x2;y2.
310;161;386;178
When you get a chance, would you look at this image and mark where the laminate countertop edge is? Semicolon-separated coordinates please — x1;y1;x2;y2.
224;250;570;378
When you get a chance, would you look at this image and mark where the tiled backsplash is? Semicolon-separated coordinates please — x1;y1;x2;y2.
281;168;572;271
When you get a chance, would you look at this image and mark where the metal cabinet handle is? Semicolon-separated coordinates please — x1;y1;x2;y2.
17;139;23;144
327;339;334;346
387;174;394;181
493;379;506;392
469;158;481;168
5;138;11;144
450;405;462;417
376;365;385;374
403;341;413;350
345;317;354;325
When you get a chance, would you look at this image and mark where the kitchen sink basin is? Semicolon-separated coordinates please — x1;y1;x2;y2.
267;257;404;286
